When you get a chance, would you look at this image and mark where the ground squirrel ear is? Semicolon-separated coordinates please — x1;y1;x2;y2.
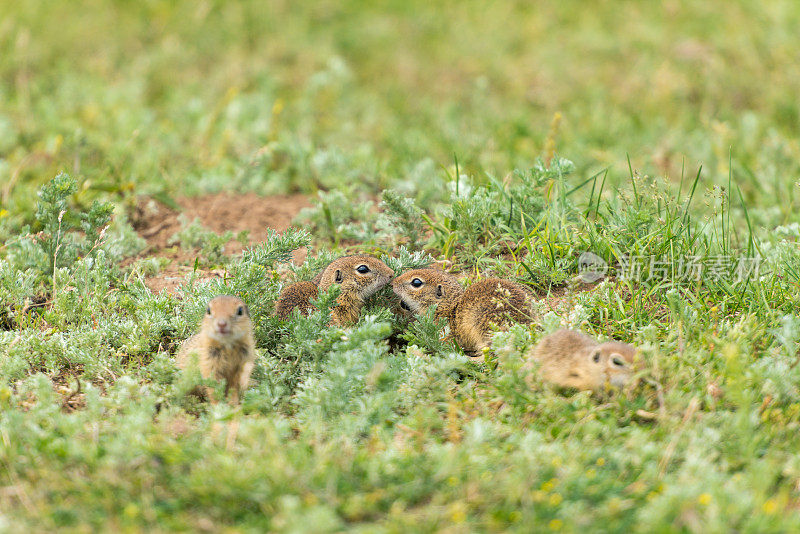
335;269;343;283
436;284;443;298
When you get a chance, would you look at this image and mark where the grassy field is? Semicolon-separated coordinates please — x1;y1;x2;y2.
3;0;800;531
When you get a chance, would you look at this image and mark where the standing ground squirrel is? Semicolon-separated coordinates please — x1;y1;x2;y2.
392;268;534;358
274;255;394;326
528;328;637;391
177;295;255;404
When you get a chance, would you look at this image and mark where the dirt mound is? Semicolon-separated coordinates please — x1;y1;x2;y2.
131;192;311;293
134;192;310;253
138;266;228;295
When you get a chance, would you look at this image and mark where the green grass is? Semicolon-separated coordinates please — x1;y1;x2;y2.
3;0;800;531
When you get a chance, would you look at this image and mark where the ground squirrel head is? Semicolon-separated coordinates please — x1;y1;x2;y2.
564;342;636;390
317;255;394;300
392;268;463;318
201;295;252;345
591;341;637;387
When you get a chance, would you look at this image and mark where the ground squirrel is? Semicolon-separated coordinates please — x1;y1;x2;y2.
529;329;637;391
177;295;256;404
392;269;534;358
274;255;394;326
274;281;318;319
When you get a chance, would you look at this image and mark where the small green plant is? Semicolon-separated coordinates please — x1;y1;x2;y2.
377;189;426;250
12;173;114;282
400;306;458;355
169;215;246;266
294;190;376;245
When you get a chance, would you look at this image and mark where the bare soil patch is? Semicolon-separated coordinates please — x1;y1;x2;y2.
140;266;229;295
133;192;310;253
131;192;310;293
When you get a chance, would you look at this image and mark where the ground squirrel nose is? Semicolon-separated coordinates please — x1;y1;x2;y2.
216;319;229;332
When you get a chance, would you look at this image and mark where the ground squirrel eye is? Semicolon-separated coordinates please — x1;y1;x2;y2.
206;306;211;315
411;278;423;288
592;352;601;363
356;264;370;274
236;306;244;316
612;356;626;367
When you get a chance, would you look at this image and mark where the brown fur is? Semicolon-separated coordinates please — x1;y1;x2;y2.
453;278;534;356
392;269;534;358
275;255;394;326
177;295;255;404
529;329;637;391
274;281;318;319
